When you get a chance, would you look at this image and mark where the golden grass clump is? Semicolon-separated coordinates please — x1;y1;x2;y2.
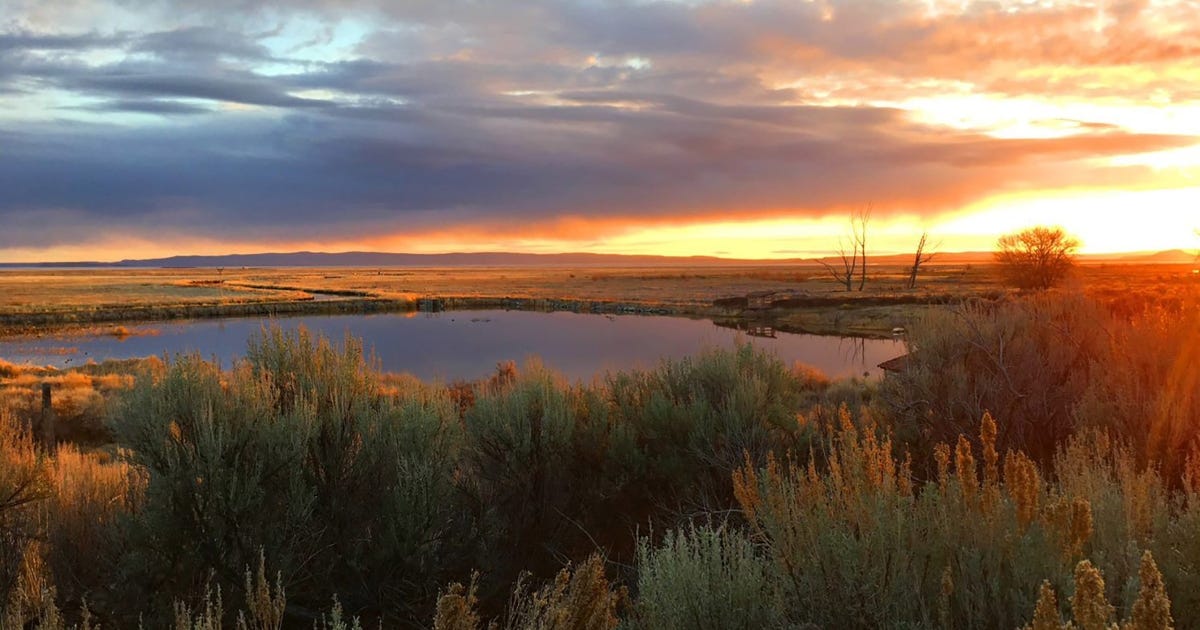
1043;497;1095;559
1005;450;1042;532
935;442;951;493
1119;460;1158;544
43;444;142;565
462;554;622;630
1022;554;1173;630
1071;560;1115;630
981;411;1000;508
433;577;480;630
1025;581;1064;630
1128;551;1173;630
955;434;978;506
731;451;763;529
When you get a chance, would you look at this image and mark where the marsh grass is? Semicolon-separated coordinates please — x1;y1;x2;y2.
1;362;139;446
882;288;1200;470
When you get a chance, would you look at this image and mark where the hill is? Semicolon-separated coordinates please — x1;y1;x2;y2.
0;249;1191;269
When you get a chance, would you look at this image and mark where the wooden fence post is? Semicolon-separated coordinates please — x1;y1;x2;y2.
40;382;55;451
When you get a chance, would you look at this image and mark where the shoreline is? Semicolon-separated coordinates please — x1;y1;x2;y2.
0;291;956;341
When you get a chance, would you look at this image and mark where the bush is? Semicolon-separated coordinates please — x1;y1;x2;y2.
881;292;1200;472
459;361;628;592
731;414;1200;628
108;328;465;625
629;525;781;630
1074;305;1200;478
880;294;1110;464
605;344;807;510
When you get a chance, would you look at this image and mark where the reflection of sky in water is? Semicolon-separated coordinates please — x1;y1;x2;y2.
0;311;903;383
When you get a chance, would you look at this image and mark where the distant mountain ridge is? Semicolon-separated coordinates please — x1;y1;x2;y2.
0;249;1194;268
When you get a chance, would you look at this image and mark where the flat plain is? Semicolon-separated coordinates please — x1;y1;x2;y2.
0;261;1194;338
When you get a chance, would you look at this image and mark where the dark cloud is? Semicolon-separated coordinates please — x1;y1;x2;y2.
0;0;1198;255
132;26;273;62
70;70;333;108
65;98;213;115
0;30;128;51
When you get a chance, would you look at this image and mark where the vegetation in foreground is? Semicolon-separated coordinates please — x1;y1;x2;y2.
0;286;1197;628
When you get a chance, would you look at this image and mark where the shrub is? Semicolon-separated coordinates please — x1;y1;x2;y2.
1074;306;1200;478
108;327;465;625
605;344;807;510
882;292;1200;473
880;294;1110;464
731;415;1200;628
459;360;626;588
629;525;781;630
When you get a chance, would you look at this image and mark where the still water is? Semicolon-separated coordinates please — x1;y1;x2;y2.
0;310;903;382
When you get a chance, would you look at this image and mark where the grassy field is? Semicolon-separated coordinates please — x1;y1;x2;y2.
0;262;1195;338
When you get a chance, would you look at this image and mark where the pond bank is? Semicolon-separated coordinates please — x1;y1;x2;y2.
0;291;963;340
0;309;905;381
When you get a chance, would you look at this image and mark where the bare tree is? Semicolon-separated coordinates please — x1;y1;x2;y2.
994;225;1080;290
816;232;858;291
816;206;871;292
907;231;939;289
853;206;871;291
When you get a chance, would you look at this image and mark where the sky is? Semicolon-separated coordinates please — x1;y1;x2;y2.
2;0;1199;262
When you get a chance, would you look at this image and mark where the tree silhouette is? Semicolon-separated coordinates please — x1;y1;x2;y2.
816;206;871;291
907;231;938;289
994;226;1080;290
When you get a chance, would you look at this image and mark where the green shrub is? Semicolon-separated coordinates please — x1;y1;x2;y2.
629;525;781;630
605;344;806;509
108;328;465;625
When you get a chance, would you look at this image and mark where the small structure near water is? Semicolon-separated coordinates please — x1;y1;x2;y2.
878;353;911;374
417;297;444;312
745;290;777;310
746;325;776;338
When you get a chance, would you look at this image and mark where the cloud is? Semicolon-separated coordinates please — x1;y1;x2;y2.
132;26;273;62
65;98;213;115
0;0;1198;258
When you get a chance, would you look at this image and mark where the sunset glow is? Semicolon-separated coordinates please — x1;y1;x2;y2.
2;0;1199;261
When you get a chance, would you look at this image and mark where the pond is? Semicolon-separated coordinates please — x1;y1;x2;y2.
0;310;904;382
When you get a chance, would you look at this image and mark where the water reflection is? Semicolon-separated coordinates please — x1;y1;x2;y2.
0;310;904;382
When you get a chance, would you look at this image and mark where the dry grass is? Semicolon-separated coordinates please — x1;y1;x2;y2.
0;359;144;446
2;263;1193;339
0;270;307;313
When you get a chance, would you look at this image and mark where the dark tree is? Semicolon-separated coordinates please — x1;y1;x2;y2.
994;226;1080;290
816;206;871;292
907;231;938;289
854;206;871;291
